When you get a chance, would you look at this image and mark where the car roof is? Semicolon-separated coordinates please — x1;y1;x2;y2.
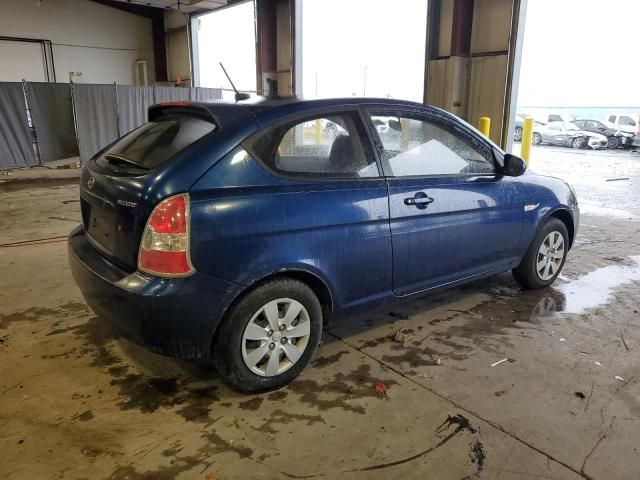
239;95;426;109
250;96;438;126
151;96;436;129
171;96;439;127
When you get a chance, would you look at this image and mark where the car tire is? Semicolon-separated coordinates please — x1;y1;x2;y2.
572;137;586;149
514;127;523;142
512;217;569;290
532;132;542;145
607;136;620;149
211;278;323;392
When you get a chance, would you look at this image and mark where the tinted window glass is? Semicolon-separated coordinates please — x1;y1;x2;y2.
608;115;617;122
619;115;636;126
249;113;378;178
97;114;215;172
370;113;495;177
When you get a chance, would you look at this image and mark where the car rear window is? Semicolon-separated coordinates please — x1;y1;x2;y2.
96;114;215;172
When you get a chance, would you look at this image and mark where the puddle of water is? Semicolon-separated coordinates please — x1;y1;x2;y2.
551;255;640;314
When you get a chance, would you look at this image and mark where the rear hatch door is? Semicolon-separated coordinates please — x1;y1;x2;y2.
80;104;218;272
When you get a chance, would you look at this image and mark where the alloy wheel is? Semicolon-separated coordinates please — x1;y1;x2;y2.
241;298;311;377
514;127;523;142
572;137;586;149
536;231;565;281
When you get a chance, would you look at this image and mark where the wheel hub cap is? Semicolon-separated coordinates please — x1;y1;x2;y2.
241;298;311;377
536;231;565;281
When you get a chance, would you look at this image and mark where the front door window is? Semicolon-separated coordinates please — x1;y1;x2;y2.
370;114;496;177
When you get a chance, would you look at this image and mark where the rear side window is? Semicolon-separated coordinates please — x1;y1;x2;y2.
97;114;215;172
608;115;617;122
247;112;378;179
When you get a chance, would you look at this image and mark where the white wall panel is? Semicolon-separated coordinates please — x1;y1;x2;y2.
0;0;155;85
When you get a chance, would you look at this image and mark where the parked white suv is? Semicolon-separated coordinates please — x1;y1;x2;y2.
531;112;575;124
606;113;640;135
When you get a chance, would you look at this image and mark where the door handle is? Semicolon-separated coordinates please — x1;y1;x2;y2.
404;192;434;209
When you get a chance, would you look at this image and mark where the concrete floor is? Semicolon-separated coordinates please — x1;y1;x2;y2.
1;147;639;480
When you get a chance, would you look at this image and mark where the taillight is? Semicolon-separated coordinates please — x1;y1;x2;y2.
138;193;194;277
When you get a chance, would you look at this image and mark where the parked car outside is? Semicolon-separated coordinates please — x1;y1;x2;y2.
514;114;545;142
323;119;346;138
606;113;640;135
572;119;635;149
68;97;579;392
372;117;391;135
533;121;607;149
529;112;575;124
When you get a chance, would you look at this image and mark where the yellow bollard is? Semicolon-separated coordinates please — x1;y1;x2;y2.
478;117;491;138
400;118;410;150
315;119;323;145
520;117;534;166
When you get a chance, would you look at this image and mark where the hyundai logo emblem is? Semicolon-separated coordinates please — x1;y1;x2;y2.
87;176;95;190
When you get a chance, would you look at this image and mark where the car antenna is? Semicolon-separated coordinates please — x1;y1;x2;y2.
219;62;250;102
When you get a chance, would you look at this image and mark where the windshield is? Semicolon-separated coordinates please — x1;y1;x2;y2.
563;122;579;131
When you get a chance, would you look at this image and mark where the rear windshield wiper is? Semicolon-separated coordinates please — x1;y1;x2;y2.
103;153;149;171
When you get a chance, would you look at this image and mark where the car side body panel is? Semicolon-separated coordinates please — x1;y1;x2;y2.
189;147;393;313
515;171;579;256
387;174;525;296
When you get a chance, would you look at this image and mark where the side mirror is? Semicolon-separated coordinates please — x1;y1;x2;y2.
503;153;526;176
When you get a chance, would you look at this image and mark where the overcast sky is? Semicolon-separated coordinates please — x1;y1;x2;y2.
196;1;256;94
196;0;428;101
301;0;428;101
518;0;640;107
196;0;639;108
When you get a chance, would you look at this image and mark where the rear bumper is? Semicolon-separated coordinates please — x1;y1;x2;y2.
68;225;243;358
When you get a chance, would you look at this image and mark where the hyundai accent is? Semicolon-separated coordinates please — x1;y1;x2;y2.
68;97;579;392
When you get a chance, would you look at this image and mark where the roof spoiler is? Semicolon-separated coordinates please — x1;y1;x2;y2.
148;102;217;124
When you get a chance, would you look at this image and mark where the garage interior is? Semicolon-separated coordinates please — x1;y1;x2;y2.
1;1;639;479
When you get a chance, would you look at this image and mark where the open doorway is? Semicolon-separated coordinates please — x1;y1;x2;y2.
300;0;428;101
513;0;640;219
192;1;257;100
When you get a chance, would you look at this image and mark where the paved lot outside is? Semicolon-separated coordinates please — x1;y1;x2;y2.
1;147;639;479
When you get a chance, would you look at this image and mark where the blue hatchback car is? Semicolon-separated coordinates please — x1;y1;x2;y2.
68;97;579;391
